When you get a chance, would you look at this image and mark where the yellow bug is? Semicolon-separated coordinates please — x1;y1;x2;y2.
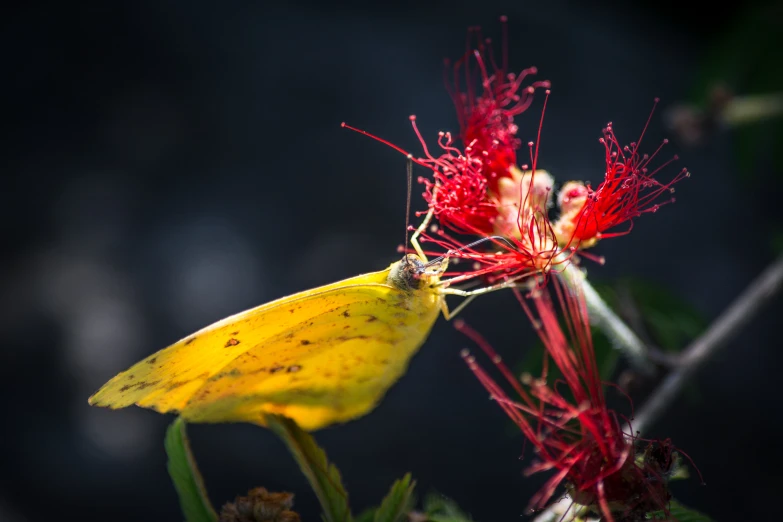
87;207;513;431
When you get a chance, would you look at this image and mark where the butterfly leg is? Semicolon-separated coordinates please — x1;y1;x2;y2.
439;294;478;321
410;208;433;262
438;277;526;319
441;278;523;298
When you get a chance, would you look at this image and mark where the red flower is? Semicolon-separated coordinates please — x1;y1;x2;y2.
344;18;549;242
404;117;568;286
459;278;700;520
418;18;549;234
411;119;499;236
554;101;690;247
446;17;550;191
341;117;502;237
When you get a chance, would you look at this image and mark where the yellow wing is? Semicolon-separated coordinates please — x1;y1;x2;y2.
88;255;444;431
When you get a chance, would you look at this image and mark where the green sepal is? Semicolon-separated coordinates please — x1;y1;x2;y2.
265;414;352;522
374;473;416;522
164;417;218;522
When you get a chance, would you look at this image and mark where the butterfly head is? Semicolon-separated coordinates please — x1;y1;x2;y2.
389;254;447;292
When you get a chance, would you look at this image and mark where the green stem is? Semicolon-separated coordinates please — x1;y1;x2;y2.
722;91;783;126
164;417;219;522
559;263;654;375
265;414;353;522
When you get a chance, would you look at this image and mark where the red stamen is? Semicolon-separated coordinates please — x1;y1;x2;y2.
562;101;689;244
460;276;699;518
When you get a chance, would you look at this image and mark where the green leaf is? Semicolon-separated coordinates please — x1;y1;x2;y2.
689;4;783;104
772;227;783;255
421;493;473;522
265;414;352;522
164;417;218;522
649;500;714;521
374;474;416;522
354;508;377;522
595;279;707;353
688;3;783;181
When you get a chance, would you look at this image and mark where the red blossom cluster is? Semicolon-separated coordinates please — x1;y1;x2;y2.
345;18;699;519
460;279;700;521
553;111;690;250
343;20;687;285
401;22;688;284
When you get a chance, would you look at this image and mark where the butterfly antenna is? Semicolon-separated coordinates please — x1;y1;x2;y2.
425;235;520;267
403;154;414;267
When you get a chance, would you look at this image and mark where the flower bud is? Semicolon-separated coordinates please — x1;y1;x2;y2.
557;181;589;214
220;487;300;522
492;167;553;238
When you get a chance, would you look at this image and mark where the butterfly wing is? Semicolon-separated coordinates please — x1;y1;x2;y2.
88;265;397;413
182;279;441;430
88;258;443;430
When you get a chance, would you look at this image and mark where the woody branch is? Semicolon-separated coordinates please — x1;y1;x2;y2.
632;253;783;433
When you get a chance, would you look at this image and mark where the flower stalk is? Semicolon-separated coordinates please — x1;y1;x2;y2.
559;262;654;375
461;276;693;521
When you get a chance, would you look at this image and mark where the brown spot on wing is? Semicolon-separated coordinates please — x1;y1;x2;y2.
184;337;197;345
230;331;239;335
341;310;350;318
146;357;157;365
225;338;241;347
270;365;284;374
365;315;378;323
336;335;371;342
209;368;243;381
300;339;311;346
119;380;161;393
287;365;302;373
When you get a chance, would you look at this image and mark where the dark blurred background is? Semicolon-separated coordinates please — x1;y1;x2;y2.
2;1;782;521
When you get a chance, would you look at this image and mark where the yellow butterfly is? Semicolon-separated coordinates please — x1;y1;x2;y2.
87;208;516;431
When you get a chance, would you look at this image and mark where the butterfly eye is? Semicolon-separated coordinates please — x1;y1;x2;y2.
407;254;426;270
389;255;433;291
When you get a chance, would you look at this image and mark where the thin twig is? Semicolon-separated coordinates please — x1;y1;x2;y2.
559;263;655;375
722;91;783;126
632;253;783;434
